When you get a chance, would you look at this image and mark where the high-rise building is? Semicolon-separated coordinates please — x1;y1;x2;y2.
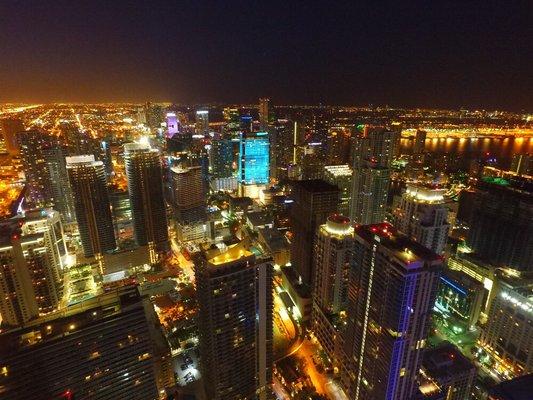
488;374;533;400
419;342;476;400
17;129;56;207
290;179;339;285
0;118;24;155
0;286;174;400
43;146;76;222
61;122;100;158
209;137;234;178
312;215;353;361
171;166;206;241
0;209;65;327
124;143;169;255
327;126;351;165
66;155;116;258
479;275;533;378
349;126;399;224
238;131;270;197
195;110;209;135
259;98;273;129
467;176;533;271
341;222;442;400
240;115;253;134
392;184;449;254
323;164;352;216
166;112;179;138
270;119;293;181
194;241;273;400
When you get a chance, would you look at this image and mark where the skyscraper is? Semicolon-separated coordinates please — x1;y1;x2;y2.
392;184;449;254
0;286;174;400
166;112;179;138
414;129;427;154
209;137;234;178
312;214;354;361
195;110;209;135
66;155;116;258
290;179;339;285
17;129;56;207
194;242;273;400
323;164;353;216
349;126;399;224
124;143;169;256
238;131;270;197
341;223;442;400
259;98;272;129
0;209;65;327
467;176;533;271
43;146;76;222
0;118;24;155
270;118;293;181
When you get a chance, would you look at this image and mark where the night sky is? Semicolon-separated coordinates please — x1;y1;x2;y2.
1;1;532;110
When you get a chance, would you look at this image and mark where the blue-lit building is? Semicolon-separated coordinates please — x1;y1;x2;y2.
238;132;270;187
434;269;484;330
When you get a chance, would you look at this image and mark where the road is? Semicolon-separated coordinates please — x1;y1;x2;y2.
272;376;290;400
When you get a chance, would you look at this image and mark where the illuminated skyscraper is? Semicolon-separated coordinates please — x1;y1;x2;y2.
290;179;339;285
414;129;426;154
209;137;234;178
194;242;273;400
392;184;449;254
124;143;169;255
270;118;293;180
0;209;65;327
238;132;270;184
323;164;352;216
312;215;353;361
349;126;399;224
66;155;116;258
240;115;253;134
341;223;442;400
195;110;209;135
327;126;351;165
166;112;179;138
0;118;24;155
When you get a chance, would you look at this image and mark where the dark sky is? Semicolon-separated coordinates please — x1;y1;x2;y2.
1;1;532;110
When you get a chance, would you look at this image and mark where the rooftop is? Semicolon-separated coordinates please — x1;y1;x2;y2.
324;164;352;177
422;342;476;379
489;374;533;400
355;223;443;267
290;179;339;193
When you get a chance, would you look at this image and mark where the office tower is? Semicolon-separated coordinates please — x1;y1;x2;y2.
298;142;327;180
0;209;65;327
327;126;351;165
66;155;116;258
145;102;164;130
349;126;399;224
194;242;273;400
488;374;533;400
341;223;442;400
467;176;533;271
43;146;76;222
195;110;209;135
510;154;531;176
290;179;339;285
17;129;57;206
0;117;24;155
166;112;179;138
312;215;353;361
478;275;533;378
240;115;253;134
61;122;100;158
323;164;352;216
238;131;270;197
137;106;147;124
209;137;234;178
392;184;449;254
124;143;169;255
270;118;293;181
0;286;174;400
259;97;273;129
414;129;427;154
419;342;476;400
